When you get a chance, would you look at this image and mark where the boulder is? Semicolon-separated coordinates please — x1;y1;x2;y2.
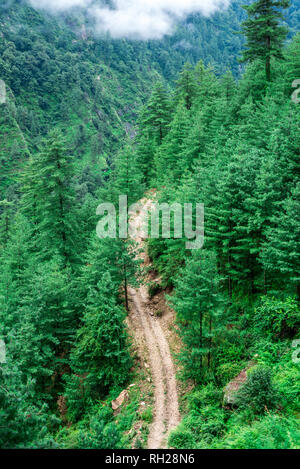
112;390;129;411
223;360;257;405
223;368;248;405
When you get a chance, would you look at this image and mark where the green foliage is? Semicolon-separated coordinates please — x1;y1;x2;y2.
66;272;132;420
169;385;226;449
219;414;300;449
235;366;280;414
1;0;300;451
241;0;290;81
169;251;223;382
77;407;123;450
148;281;162;298
253;296;300;338
141;407;153;423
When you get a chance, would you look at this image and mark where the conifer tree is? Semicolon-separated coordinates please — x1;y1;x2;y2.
154;103;191;182
68;272;132;403
108;144;144;206
175;62;198;110
169;251;222;382
0;199;13;248
22;131;79;265
261;183;300;300
140;82;171;146
241;0;290;81
137;82;171;185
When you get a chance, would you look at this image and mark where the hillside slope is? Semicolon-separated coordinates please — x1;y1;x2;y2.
1;0;299;200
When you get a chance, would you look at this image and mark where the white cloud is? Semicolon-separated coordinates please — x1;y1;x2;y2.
28;0;230;40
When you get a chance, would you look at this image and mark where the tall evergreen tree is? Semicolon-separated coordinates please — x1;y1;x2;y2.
169;251;222;382
175;62;198;110
261;183;300;301
241;0;290;81
22;131;79;265
67;272;132;414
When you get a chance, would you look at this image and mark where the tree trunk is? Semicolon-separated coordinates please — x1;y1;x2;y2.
199;311;203;369
266;36;271;82
208;316;212;369
124;266;129;311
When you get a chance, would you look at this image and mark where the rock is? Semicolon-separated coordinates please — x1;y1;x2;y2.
223;368;248;405
112;390;129;410
223;361;257;405
145;363;149;369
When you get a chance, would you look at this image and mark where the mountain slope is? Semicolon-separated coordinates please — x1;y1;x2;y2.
1;0;299;200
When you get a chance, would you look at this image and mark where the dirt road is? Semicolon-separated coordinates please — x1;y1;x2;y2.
128;198;181;449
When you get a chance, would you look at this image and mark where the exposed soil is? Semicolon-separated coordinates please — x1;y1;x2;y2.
128;198;181;449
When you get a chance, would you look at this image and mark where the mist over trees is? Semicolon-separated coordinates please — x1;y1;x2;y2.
0;0;299;450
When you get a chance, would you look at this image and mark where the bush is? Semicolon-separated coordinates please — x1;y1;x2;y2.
148;282;162;298
253;296;300;339
219;415;300;449
235;366;279;414
77;407;123;449
141;407;153;423
168;427;196;449
188;383;223;411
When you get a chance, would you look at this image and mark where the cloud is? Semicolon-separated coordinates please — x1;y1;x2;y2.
27;0;230;40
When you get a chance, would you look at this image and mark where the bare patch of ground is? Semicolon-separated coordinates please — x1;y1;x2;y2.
127;197;181;449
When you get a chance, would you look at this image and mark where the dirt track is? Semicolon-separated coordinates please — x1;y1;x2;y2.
128;198;181;449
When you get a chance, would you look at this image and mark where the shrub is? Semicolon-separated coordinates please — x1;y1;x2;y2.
219;415;300;449
168;427;196;449
235;366;279;414
188;383;223;411
148;282;162;298
141;407;153;423
253;296;300;339
77;407;123;449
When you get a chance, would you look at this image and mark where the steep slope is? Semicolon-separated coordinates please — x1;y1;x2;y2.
1;0;299;201
128;197;181;449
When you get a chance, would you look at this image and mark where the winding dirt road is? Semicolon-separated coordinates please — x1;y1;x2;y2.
128;198;181;449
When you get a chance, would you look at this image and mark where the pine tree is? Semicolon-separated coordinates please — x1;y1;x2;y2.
72;272;131;393
22;131;79;265
0;198;14;252
108;144;144;206
137;82;171;185
154;103;191;182
261;183;300;301
81;235;141;312
140;81;171;146
241;0;290;81
169;251;222;382
175;62;198;110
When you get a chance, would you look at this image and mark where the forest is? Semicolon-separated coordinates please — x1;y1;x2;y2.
0;0;299;451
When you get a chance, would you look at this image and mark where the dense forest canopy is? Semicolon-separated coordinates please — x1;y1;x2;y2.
0;0;299;451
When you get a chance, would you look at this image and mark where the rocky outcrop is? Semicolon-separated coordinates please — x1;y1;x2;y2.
223;360;257;405
112;390;129;411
